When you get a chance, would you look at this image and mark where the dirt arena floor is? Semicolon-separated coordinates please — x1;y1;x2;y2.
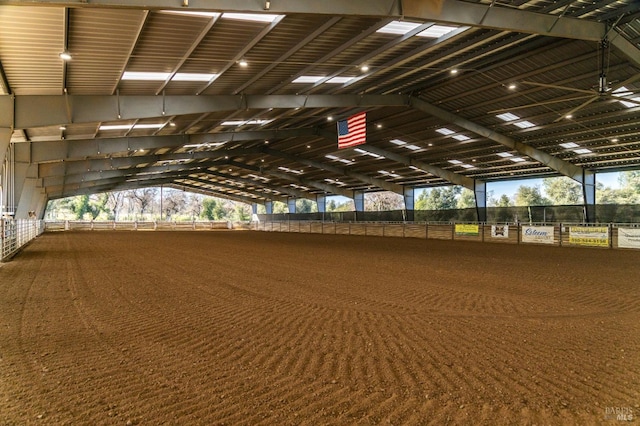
1;230;639;425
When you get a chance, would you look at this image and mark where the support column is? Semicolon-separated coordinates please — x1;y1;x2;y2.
287;198;296;214
403;186;415;222
474;180;487;222
354;191;365;221
252;203;258;214
264;200;273;215
316;194;326;213
582;170;596;223
1;128;11;216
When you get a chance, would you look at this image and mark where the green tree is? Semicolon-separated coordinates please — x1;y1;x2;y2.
296;199;317;213
457;188;476;209
326;199;338;212
542;177;582;205
69;194;106;220
233;203;251;221
201;198;228;220
495;194;513;207
415;186;461;210
514;185;549;206
273;201;288;214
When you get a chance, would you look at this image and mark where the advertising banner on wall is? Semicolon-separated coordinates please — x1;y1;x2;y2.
455;224;479;236
491;225;509;239
569;226;609;247
617;228;640;249
521;226;555;244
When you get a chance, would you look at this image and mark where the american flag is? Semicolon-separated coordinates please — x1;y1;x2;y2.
337;111;366;149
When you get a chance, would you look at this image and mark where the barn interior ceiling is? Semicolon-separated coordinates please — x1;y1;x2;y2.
0;0;639;206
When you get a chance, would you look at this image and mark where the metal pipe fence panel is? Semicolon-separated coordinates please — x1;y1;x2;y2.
1;219;44;261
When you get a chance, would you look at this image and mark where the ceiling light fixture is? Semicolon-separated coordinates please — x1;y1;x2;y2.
59;51;72;61
450;69;458;75
238;59;248;67
264;0;270;10
361;65;370;72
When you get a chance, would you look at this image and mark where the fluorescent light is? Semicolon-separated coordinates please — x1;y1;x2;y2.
405;144;421;151
510;157;526;162
222;13;282;23
496;112;519;121
325;154;339;160
514;120;536;129
417;25;458;38
448;159;462;164
559;142;579;148
461;164;475;169
436;128;455;135
221;119;273;126
173;73;217;81
377;21;421;35
573;148;592;154
122;71;171;81
452;134;470;141
183;142;226;148
497;152;513;158
390;139;407;145
292;76;325;83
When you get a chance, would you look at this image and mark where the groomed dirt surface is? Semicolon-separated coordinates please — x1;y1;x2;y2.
1;231;639;425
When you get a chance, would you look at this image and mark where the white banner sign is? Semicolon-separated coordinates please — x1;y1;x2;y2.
491;225;509;239
618;228;640;249
521;225;555;244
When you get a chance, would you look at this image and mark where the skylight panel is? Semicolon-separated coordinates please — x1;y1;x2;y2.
278;166;303;175
99;124;132;131
497;152;513;158
326;76;353;84
417;25;458;38
573;148;592;154
436;128;455;135
405;144;421;151
376;21;421;35
162;10;221;18
378;170;401;178
222;13;282;23
292;76;325;83
496;112;519;121
122;72;171;81
460;164;475;169
221;119;273;126
514;121;535;129
448;159;463;164
510;157;526;162
452;134;470;141
325;154;339;160
559;142;579;148
353;148;383;159
390;139;407;145
99;123;164;131
173;73;217;81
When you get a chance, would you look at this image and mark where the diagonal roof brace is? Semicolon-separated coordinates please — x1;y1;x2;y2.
408;96;587;184
359;144;478;190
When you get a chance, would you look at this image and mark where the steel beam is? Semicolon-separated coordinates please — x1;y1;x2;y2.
7;94;408;129
408;97;586;182
29;128;319;162
0;0;606;42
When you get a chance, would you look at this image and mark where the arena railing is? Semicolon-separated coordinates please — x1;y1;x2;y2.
1;219;45;261
35;219;640;251
254;220;640;250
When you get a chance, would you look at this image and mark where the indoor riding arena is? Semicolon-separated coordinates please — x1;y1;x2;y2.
1;229;638;425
